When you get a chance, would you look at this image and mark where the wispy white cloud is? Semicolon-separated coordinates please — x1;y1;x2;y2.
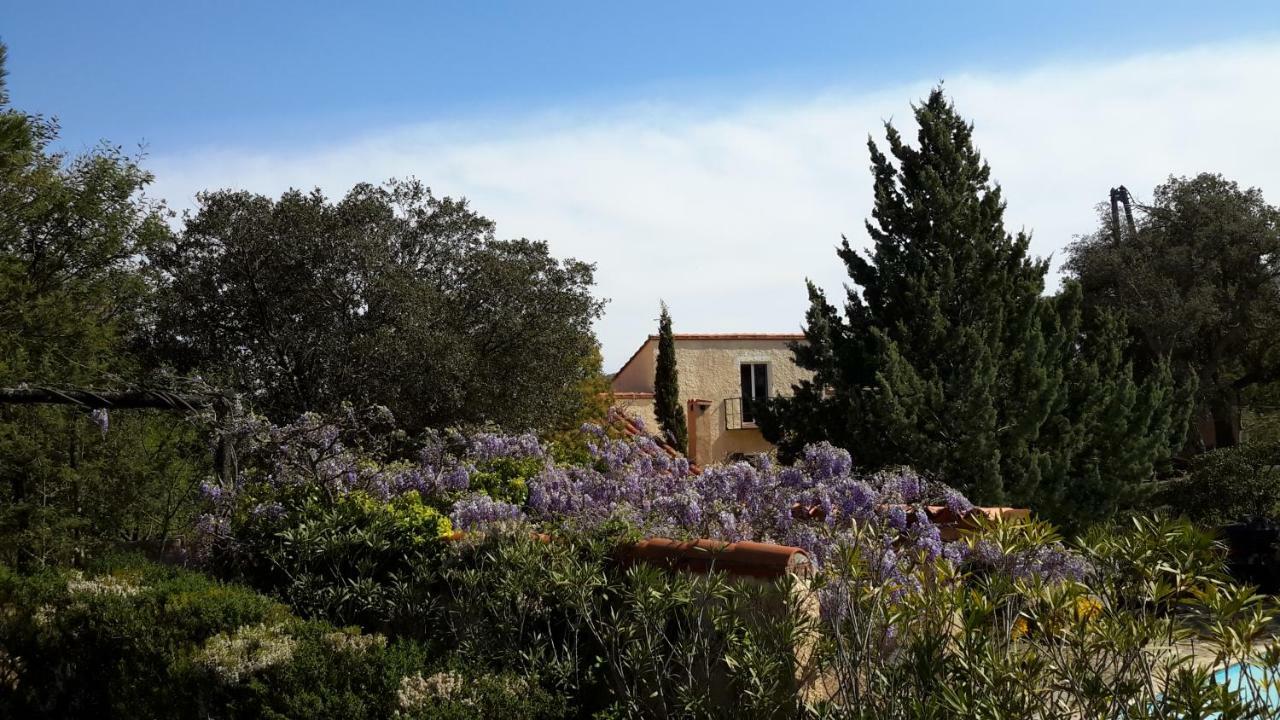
148;41;1280;370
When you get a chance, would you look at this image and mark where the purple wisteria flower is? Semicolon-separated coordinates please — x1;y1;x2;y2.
249;501;286;522
942;542;969;564
194;512;230;539
468;432;545;461
972;539;1004;565
450;493;526;531
782;524;827;565
200;480;234;509
965;538;1091;582
831;479;879;522
886;506;908;531
197;410;1086;589
881;468;926;504
943;488;975;516
800;442;852;482
910;509;944;561
439;465;471;493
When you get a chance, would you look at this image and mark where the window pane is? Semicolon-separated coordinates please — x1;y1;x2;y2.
740;363;768;425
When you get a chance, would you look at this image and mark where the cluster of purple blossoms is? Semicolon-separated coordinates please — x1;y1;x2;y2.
943;487;975;516
969;538;1092;582
200;480;230;508
196;410;1091;589
197;413;536;540
450;493;526;531
191;513;232;560
468;432;545;462
878;467;928;504
524;433;986;575
249;501;286;522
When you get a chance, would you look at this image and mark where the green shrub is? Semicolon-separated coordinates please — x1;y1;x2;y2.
7;521;1280;719
0;408;209;569
0;555;568;719
222;489;452;632
467;456;542;506
0;554;288;717
1163;440;1280;525
187;622;566;720
432;530;806;719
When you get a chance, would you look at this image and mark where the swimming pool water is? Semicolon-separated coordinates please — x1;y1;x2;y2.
1215;663;1280;708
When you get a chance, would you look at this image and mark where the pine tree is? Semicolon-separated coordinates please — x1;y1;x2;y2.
653;302;688;454
759;89;1184;525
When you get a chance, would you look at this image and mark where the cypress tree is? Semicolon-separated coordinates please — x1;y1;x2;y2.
653;302;688;454
759;89;1183;525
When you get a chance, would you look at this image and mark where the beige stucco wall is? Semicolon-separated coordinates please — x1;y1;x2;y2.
614;396;659;434
611;340;658;393
610;337;811;464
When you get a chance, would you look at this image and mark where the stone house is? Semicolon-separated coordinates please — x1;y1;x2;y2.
610;333;811;465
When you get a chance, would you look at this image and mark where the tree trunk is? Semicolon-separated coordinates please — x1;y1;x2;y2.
1212;396;1241;449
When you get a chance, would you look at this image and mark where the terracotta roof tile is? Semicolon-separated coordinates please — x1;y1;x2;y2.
607;408;701;475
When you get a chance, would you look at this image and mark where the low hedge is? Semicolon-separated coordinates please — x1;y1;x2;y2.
0;554;566;719
1163;440;1280;526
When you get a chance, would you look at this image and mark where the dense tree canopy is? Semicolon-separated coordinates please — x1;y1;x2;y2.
1066;173;1280;450
0;42;609;567
759;89;1185;525
0;44;207;565
147;180;606;432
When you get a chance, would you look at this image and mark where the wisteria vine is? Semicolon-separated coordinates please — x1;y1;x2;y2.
195;408;1087;585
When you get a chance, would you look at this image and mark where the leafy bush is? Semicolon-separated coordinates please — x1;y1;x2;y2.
421;515;1280;719
0;555;566;719
7;518;1280;718
0;407;209;568
199;411;535;630
1163;440;1280;525
176;414;1280;717
425;529;808;719
202;409;994;576
0;555;288;717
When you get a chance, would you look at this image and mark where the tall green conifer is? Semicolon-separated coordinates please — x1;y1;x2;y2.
759;89;1184;525
653;302;687;453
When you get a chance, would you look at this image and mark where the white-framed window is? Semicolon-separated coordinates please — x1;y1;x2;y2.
739;362;770;426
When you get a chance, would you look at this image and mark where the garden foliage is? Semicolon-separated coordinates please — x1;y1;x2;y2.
0;555;563;719
198;415;1280;718
9;510;1280;718
1162;440;1280;525
197;407;1089;612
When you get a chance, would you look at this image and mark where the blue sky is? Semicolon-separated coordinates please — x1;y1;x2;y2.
8;1;1279;154
6;3;1280;369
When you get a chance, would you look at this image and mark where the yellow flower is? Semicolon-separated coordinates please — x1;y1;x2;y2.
1011;616;1030;640
1074;595;1102;622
